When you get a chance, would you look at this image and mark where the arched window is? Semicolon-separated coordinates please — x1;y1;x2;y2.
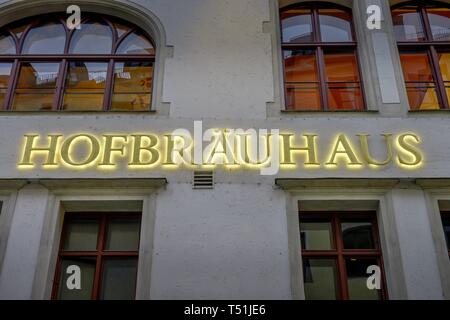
280;2;364;111
0;13;155;111
392;1;450;110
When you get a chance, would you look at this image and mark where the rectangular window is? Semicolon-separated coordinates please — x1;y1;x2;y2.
52;212;141;300
299;212;387;300
12;62;59;111
0;62;12;109
442;212;450;259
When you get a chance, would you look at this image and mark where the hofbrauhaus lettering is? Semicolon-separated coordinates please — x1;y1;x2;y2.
17;130;424;173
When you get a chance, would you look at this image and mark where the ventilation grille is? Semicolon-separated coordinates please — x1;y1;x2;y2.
193;171;214;189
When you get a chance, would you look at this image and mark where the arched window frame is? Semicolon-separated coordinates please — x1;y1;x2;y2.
392;0;450;110
0;13;156;112
279;1;366;111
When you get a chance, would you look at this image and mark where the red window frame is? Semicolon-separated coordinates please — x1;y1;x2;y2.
299;211;388;300
0;13;155;111
392;1;450;110
280;2;366;111
51;212;142;300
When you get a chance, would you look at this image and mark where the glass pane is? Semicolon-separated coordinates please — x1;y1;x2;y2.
442;215;450;249
0;62;12;108
112;62;152;111
341;221;375;249
427;7;450;41
57;257;96;300
400;52;440;110
22;22;66;54
300;221;334;250
327;83;363;110
117;31;154;55
325;51;360;83
100;259;138;300
0;33;16;54
439;52;450;82
303;259;338;300
319;9;353;42
281;9;313;43
325;51;363;110
284;50;320;110
105;218;141;251
346;258;382;300
63;219;100;251
12;62;59;111
69;21;113;54
63;62;108;111
392;7;426;41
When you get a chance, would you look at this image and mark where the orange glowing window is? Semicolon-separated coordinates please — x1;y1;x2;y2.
0;13;155;111
280;3;363;111
392;2;450;110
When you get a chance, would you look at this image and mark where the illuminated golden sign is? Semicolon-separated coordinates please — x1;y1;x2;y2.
17;130;424;174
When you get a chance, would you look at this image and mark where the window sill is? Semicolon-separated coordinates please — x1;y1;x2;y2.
281;109;378;113
0;110;157;115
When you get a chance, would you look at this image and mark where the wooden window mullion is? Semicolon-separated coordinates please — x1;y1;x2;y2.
429;46;449;109
103;59;115;111
3;59;19;110
53;59;67;110
92;215;107;300
333;215;348;300
317;47;329;111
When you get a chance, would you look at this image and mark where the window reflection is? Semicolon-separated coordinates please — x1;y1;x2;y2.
439;52;450;105
400;52;440;110
63;62;108;111
318;9;353;42
324;51;363;110
22;22;66;54
70;21;113;54
300;221;334;250
0;33;16;54
341;221;375;249
112;61;153;111
303;259;338;300
58;258;96;300
0;62;12;108
12;62;59;111
392;7;426;41
427;7;450;41
100;259;138;300
0;13;156;111
284;50;320;110
117;31;154;55
346;259;382;300
281;9;313;43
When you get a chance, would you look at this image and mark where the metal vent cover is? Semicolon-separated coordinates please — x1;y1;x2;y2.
193;171;214;189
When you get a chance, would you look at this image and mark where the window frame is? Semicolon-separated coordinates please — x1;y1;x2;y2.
442;211;450;259
299;211;388;300
279;2;366;111
0;13;156;112
392;0;450;110
51;212;142;300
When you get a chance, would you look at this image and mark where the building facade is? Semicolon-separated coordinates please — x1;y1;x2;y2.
0;0;449;300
